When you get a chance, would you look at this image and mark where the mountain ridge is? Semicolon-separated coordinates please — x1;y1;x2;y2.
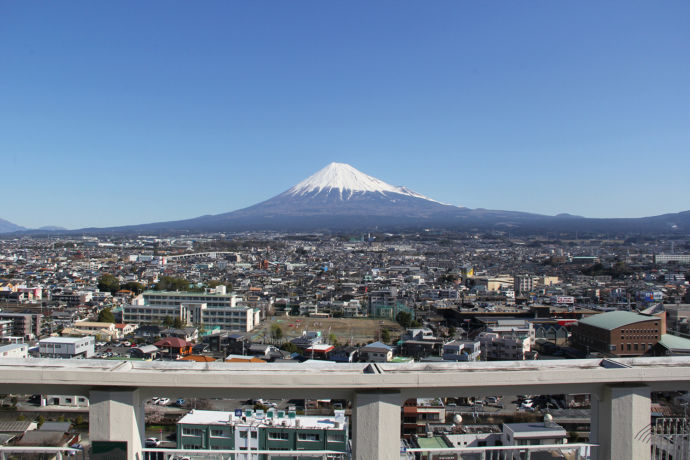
4;163;689;235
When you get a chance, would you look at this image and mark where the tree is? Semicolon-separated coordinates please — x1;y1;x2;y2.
173;317;184;329
98;274;120;294
280;342;299;353
270;324;283;340
396;311;413;328
36;415;45;428
155;276;191;291
163;316;174;327
98;308;115;323
328;333;339;346
121;281;145;295
381;329;391;344
448;326;456;338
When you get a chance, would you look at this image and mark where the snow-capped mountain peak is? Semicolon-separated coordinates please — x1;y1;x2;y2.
287;162;439;202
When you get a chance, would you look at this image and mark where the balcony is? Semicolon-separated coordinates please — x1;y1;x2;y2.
0;357;689;459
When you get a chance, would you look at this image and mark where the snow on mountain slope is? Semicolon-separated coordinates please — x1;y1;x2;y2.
286;162;443;203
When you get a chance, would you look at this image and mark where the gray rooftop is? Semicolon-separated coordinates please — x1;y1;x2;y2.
658;334;690;351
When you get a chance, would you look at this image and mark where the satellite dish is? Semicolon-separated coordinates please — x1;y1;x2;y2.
453;414;462;425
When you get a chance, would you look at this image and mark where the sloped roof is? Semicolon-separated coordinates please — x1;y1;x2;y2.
658;334;690;352
0;420;34;433
361;341;392;351
155;337;190;348
578;311;658;331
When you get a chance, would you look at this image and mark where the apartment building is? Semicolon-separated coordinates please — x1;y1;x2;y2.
402;398;446;439
479;333;531;360
50;290;92;306
442;340;481;362
176;409;348;457
0;312;42;339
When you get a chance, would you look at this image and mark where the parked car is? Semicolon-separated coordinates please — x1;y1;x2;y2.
174;398;185;407
145;438;160;447
157;397;170;405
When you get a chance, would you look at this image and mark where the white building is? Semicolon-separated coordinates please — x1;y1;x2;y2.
502;419;567;459
478;333;531;361
0;343;29;359
123;290;261;332
514;275;536;295
39;336;95;358
655;254;690;264
42;394;89;407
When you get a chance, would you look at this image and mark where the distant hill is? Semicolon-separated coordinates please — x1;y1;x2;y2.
0;218;25;234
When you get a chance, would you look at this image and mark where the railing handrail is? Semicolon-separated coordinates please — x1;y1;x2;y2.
143;447;348;454
404;442;597;452
0;446;82;453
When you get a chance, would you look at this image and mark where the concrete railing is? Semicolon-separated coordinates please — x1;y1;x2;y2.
404;443;596;459
0;446;84;459
1;356;690;460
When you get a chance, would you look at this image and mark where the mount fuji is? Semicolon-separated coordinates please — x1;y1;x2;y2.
42;162;690;234
153;162;470;231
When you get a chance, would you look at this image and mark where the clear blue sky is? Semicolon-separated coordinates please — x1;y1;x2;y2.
2;1;689;229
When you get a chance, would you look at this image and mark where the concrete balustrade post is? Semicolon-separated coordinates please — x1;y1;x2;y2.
353;390;401;460
89;388;145;460
590;384;651;460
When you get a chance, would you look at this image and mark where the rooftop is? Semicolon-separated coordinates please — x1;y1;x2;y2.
416;436;449;449
578;311;658;331
504;422;567;438
39;336;92;344
658;334;690;352
178;409;346;430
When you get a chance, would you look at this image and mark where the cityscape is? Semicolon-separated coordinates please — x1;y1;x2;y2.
1;221;689;459
2;2;690;460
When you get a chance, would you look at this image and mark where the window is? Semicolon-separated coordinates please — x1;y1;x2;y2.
298;433;320;441
210;429;228;438
239;431;248;438
269;431;289;440
182;427;202;437
327;432;345;442
251;431;258;439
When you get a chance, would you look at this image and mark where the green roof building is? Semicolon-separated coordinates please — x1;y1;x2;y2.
573;310;664;357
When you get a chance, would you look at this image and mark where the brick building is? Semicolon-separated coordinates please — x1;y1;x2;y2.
573;310;665;357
